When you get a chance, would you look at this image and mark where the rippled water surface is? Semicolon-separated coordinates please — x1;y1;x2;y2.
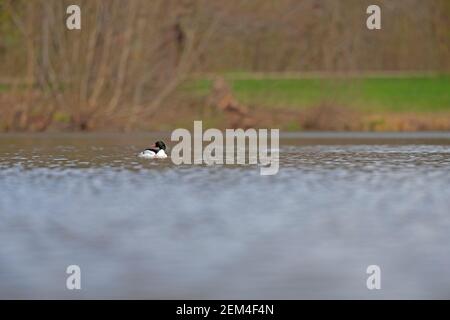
1;132;450;299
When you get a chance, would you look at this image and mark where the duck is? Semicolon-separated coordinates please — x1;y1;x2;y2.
138;140;168;159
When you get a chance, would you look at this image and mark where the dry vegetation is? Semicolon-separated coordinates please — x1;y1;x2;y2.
0;0;449;131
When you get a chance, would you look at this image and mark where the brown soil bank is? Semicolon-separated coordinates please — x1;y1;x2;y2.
1;91;450;132
296;104;450;132
232;106;450;132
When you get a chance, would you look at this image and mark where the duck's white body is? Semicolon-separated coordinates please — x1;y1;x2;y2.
138;149;168;159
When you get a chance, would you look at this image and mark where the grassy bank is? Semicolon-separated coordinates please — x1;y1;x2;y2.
1;74;450;132
185;74;450;113
180;74;450;131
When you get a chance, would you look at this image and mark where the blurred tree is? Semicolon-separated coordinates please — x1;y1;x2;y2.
0;0;448;131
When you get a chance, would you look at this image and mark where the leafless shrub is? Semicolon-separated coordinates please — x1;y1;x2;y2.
1;0;222;131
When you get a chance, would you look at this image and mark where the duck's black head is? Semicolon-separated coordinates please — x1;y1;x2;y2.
154;140;166;150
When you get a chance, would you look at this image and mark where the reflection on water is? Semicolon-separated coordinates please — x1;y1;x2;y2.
0;133;450;299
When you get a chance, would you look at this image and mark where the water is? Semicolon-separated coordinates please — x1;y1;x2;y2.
1;132;450;299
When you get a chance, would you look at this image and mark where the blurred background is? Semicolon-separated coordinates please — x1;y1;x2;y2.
0;0;449;132
1;1;450;299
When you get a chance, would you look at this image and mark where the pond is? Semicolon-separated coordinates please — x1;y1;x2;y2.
0;132;449;298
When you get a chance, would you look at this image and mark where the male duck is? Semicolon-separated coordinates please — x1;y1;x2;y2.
138;140;168;159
